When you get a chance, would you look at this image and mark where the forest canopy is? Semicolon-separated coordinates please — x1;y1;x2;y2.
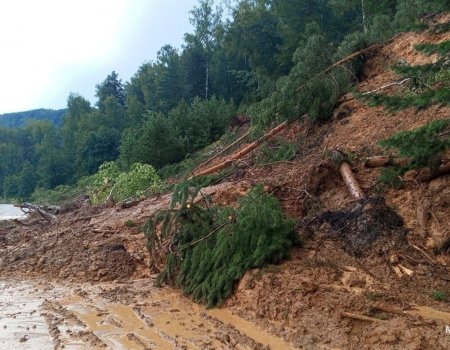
0;0;449;201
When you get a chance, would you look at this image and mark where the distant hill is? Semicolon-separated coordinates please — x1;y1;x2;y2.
0;108;67;128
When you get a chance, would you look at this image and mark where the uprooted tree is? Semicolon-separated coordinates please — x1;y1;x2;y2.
143;183;298;307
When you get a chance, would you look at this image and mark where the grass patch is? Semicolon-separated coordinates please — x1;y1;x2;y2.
432;290;448;302
125;220;137;228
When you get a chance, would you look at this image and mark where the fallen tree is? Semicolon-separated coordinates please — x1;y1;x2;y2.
17;203;58;223
328;150;365;200
340;162;365;199
190;121;288;179
365;156;410;168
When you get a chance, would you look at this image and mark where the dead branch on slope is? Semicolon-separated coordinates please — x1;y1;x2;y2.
190;121;288;179
296;43;383;94
18;203;57;223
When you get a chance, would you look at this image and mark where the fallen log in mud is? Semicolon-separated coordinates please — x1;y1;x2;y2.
339;162;365;199
364;156;410;168
17;203;57;223
342;312;385;323
416;162;450;182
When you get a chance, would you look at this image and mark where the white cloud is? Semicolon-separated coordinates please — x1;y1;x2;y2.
0;0;135;112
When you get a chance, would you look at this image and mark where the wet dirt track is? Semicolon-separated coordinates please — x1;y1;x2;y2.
0;278;297;350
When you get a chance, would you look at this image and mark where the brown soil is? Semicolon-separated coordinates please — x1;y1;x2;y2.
1;19;450;350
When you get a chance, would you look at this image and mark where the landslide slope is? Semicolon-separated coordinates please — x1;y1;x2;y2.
0;15;450;350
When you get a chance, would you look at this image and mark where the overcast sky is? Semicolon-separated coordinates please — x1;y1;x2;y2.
0;0;199;114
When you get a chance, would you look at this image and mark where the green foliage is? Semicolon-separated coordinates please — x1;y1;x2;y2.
249;30;357;130
362;38;450;111
380;119;450;171
29;175;92;205
256;137;297;165
1;0;448;201
120;97;235;170
95;71;126;110
365;88;450;110
145;184;297;307
90;161;163;204
125;220;137;228
416;40;450;56
379;167;404;189
432;290;448;302
120;112;184;170
0;109;66;128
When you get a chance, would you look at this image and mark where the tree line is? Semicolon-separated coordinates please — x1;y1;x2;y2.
0;0;448;200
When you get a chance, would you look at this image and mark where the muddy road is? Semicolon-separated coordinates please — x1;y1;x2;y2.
0;278;296;349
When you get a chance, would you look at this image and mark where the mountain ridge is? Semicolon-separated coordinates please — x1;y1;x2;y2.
0;108;66;128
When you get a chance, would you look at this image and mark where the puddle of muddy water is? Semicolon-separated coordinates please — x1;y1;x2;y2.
60;286;298;349
53;279;298;349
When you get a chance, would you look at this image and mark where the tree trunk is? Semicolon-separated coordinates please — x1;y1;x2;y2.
364;156;410;168
361;0;368;33
365;156;391;168
339;162;365;199
205;61;209;99
416;162;450;182
190;121;288;179
18;203;57;223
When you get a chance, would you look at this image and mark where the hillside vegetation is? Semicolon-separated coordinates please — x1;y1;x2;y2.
1;0;449;202
0;108;66;128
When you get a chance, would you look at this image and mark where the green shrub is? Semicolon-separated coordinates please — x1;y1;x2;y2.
249;32;356;130
416;41;450;56
125;220;137;228
364;88;450;111
432;290;448;302
256;137;297;165
380;119;450;171
144;184;298;307
30;176;93;205
90;161;163;204
379;167;404;189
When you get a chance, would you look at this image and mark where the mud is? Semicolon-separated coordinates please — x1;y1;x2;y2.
0;278;297;349
0;279;52;349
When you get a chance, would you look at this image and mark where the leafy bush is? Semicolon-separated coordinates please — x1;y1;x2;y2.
120;97;235;171
90;161;163;204
145;184;298;307
30;176;93;205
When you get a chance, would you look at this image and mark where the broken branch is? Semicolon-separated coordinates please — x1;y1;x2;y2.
190;121;288;179
342;312;384;323
361;78;411;95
